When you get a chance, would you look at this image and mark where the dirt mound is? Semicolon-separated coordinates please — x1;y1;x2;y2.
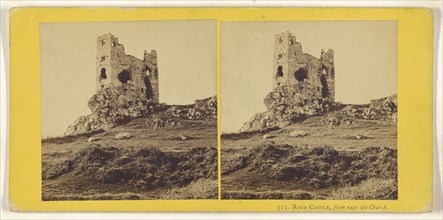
223;144;397;190
42;145;217;190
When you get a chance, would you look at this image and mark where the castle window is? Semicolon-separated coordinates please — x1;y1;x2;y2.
278;54;283;59
144;76;154;99
294;68;308;82
320;75;329;98
100;56;106;62
118;69;132;84
276;66;284;78
279;37;283;43
111;41;116;47
100;68;107;80
289;39;293;45
101;40;105;45
145;66;151;76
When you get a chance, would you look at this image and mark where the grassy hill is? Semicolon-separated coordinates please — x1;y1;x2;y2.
42;112;217;200
221;109;397;200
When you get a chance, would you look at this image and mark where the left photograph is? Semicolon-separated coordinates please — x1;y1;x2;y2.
40;21;217;200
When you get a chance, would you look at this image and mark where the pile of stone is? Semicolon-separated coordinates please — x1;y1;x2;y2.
65;85;217;136
166;96;217;122
341;94;397;122
241;83;338;132
145;114;182;129
320;114;355;127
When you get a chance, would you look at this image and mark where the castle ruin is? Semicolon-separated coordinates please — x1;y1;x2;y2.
96;33;159;103
273;31;335;102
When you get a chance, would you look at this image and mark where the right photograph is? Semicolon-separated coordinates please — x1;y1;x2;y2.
220;21;398;200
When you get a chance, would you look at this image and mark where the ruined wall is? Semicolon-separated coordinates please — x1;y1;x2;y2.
96;33;159;103
273;31;335;102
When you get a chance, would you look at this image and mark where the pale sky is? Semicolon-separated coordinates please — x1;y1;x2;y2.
40;20;216;137
221;21;397;133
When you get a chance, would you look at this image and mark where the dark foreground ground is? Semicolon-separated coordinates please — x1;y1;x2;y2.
42;116;217;200
221;110;397;200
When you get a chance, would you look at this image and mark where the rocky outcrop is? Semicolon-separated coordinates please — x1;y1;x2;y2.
341;94;397;122
240;83;397;132
166;96;217;121
65;84;217;136
65;85;164;136
241;83;339;132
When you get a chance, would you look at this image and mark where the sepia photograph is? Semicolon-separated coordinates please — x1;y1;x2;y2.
40;20;217;200
220;21;398;200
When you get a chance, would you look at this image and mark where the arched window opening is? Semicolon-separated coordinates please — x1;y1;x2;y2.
276;66;284;78
320;75;329;98
100;68;107;80
294;68;308;82
118;69;132;84
101;40;105;45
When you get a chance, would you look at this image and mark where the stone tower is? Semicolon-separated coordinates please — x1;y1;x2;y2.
273;31;335;102
96;33;159;103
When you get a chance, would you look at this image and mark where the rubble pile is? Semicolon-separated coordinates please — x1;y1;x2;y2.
65;85;216;136
166;96;217;122
241;83;338;132
341;94;397;122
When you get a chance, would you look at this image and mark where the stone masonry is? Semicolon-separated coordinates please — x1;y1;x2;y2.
97;33;159;103
241;31;337;131
273;31;335;102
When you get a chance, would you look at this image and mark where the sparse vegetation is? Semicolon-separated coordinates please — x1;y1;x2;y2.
328;178;398;200
160;178;218;199
222;110;398;200
42;109;218;200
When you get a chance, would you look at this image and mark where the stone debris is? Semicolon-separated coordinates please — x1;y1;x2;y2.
289;130;308;137
65;84;165;136
263;134;276;140
240;83;339;132
341;95;397;122
320;114;354;127
88;137;100;142
64;87;216;136
353;135;368;140
115;132;132;140
166;96;217;121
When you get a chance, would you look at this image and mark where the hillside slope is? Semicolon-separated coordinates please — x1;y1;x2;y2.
42;100;217;200
221;106;397;200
